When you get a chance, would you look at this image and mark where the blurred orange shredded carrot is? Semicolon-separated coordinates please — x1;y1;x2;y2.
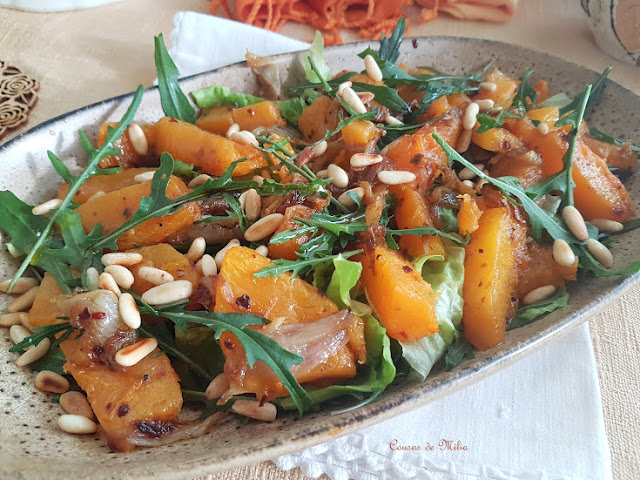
209;0;518;45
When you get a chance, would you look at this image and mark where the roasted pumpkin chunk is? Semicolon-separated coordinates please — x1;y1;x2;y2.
358;245;438;342
128;243;200;294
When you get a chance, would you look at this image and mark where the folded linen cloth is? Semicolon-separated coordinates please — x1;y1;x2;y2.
170;11;612;480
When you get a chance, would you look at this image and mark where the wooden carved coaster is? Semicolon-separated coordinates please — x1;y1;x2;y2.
0;61;39;139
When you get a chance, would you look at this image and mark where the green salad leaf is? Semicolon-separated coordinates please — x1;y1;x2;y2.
154;33;196;123
378;17;405;64
326;255;362;309
191;85;263;109
302;31;331;83
588;126;640;154
399;246;465;379
444;339;475;371
0;191;49;256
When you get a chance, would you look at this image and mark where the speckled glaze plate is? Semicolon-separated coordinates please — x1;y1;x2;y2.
0;37;639;480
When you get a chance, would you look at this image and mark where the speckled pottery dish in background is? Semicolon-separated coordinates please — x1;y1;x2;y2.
0;38;639;480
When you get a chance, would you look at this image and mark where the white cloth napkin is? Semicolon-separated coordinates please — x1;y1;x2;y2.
169;12;612;480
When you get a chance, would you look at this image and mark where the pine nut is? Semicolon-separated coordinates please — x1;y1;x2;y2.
384;115;403;126
35;370;70;394
458;167;477;181
562;206;589;241
6;286;39;313
339;87;367;114
32;199;62;216
552;239;576;267
252;175;265;185
87;191;106;202
225;123;240;139
351;299;372;315
115;337;158;367
350;153;383;168
15;338;50;367
255;245;269;257
137;266;174;285
311;140;328;157
317;169;329;179
128;123;149;156
215;239;241;269
327;164;349;188
0;277;39;294
479;82;497;92
244;213;284;242
230;130;259;147
197;254;217;277
523;285;557;305
186;237;206;263
463;102;480;130
455;128;473;153
118;293;141;329
134;171;155;183
474;99;494;113
337;81;352;95
141;280;193;306
377;170;416;185
205;374;229;401
589;218;623;233
101;252;143;267
586;238;614;268
462;180;475;188
338;187;364;207
231;399;277;422
9;324;30;344
60;391;94;420
364;54;383;82
86;267;100;290
188;174;212;189
104;265;134;289
475;178;488;194
0;312;28;327
58;414;98;434
240;189;261;222
537;122;550;135
99;273;121;297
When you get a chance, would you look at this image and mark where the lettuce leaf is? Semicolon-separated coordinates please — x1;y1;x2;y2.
191;85;263;109
301;31;331;83
275;257;394;410
399;246;465;379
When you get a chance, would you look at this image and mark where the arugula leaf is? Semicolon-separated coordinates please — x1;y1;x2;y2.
378;17;405;64
538;92;572;109
526;84;592;207
559;66;611;115
507;288;569;330
302;31;331;83
275;96;309;126
8;85;144;291
444;339;475;371
0;191;49;255
514;68;537;109
154;33;196;123
47;151;78;185
10;322;74;353
254;250;363;279
30;346;67;375
191;85;263;109
351;82;410;113
588;126;640;154
475;107;525;134
438;208;459;232
138;304;310;415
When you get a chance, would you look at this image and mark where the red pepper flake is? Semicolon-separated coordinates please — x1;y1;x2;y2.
235;294;251;310
259;394;268;407
117;404;130;417
169;117;178;123
78;308;91;321
402;265;412;273
412;39;418;48
224;338;234;349
91;312;107;319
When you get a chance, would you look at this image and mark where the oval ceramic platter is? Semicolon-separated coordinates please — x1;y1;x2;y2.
0;37;639;480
